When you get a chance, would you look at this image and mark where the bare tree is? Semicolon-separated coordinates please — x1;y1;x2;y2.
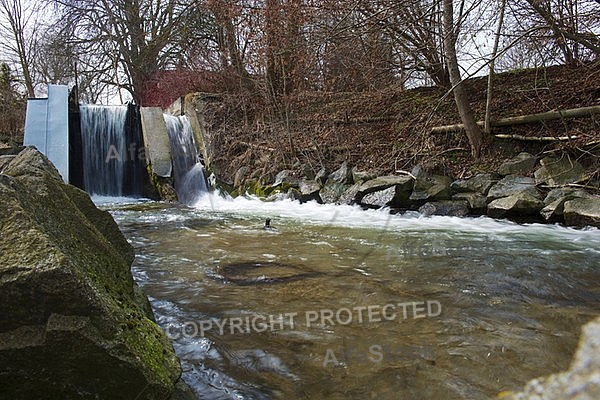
0;0;38;96
443;0;482;158
54;0;193;104
485;0;506;134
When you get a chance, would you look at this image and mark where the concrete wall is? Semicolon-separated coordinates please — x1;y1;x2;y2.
23;85;69;182
140;107;172;178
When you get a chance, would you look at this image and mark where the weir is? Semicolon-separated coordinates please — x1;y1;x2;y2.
23;85;209;202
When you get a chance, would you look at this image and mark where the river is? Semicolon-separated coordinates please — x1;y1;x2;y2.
99;194;600;399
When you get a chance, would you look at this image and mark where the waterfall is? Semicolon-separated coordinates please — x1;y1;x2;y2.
79;105;143;196
164;114;207;205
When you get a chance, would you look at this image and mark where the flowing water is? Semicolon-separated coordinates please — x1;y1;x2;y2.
101;194;600;399
80;105;129;196
164;114;208;205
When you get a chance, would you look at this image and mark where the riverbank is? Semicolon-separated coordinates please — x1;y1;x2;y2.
206;63;600;186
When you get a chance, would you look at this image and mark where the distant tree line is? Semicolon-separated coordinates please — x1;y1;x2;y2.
1;0;599;155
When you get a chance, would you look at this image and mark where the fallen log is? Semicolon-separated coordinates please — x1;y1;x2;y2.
493;134;578;141
431;105;600;134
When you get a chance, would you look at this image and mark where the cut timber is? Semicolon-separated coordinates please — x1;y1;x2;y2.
431;105;600;134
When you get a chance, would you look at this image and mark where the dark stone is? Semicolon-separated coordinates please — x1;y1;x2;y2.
409;175;452;203
452;192;488;213
214;262;320;285
487;175;540;202
320;182;348;204
418;200;470;217
272;169;300;187
498;152;537;176
450;173;499;195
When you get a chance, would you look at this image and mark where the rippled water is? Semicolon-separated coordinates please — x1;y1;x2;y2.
100;194;600;399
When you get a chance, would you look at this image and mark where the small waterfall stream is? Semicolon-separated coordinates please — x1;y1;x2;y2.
79;104;143;197
164;114;208;205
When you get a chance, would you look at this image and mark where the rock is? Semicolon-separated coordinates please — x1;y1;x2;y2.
411;164;427;179
487;192;545;218
544;188;593;205
563;197;600;227
409;175;452;203
540;189;595;221
507;316;600;400
498;152;537;176
327;161;353;185
0;154;16;172
272;169;300;187
450;173;499;195
418;200;470;217
487;175;540;202
314;167;328;184
452;192;488;213
234;166;249;188
320;182;348;204
355;175;414;201
0;147;181;399
351;166;376;183
215;262;320;285
360;186;397;208
338;182;362;205
534;156;586;186
298;179;322;203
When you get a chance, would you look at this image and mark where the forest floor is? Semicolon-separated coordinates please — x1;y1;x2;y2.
209;62;600;186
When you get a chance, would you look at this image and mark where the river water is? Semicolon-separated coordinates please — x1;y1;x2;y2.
99;194;600;399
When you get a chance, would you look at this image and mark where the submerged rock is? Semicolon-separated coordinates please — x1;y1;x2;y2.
0;147;182;399
213;262;319;285
508;316;600;400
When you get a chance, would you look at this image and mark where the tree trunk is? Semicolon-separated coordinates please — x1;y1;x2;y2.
484;0;506;134
442;0;482;158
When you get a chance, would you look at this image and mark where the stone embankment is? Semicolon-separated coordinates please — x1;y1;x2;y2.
231;152;600;227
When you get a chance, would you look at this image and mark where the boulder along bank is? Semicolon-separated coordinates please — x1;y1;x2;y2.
227;151;600;228
0;147;192;399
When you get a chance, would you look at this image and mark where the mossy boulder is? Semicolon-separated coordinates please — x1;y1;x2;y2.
0;147;182;399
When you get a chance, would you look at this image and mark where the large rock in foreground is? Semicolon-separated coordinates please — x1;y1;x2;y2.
0;147;181;399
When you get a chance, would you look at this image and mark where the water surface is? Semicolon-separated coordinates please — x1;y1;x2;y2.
102;194;600;399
